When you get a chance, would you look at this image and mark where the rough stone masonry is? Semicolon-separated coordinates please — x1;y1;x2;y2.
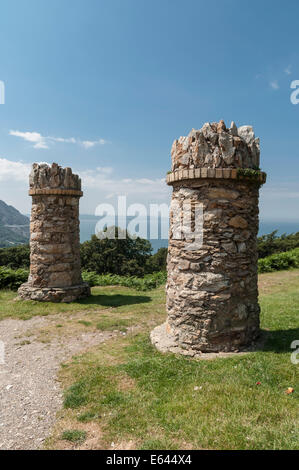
151;120;267;355
18;163;90;302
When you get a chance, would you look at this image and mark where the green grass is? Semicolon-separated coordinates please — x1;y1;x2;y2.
0;286;156;322
96;317;130;332
54;270;299;450
77;411;100;423
2;269;299;450
61;430;87;444
78;320;92;327
260;285;299;353
60;335;298;450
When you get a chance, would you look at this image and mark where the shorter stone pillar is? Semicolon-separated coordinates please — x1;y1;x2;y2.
18;163;90;302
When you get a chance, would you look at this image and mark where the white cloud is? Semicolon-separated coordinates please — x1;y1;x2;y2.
284;65;292;75
270;80;279;90
50;137;77;144
9;130;109;150
0;158;170;212
81;139;108;149
9;130;49;149
81;141;97;149
0;158;31;181
78;166;169;214
9;130;42;143
34;141;49;149
96;166;113;175
79;167;165;195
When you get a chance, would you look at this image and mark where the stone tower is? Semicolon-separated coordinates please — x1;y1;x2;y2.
18;163;90;302
151;120;266;355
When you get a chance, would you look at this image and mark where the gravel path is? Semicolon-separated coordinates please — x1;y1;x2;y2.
0;315;114;450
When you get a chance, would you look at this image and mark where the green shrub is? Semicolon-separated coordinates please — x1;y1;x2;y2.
0;266;28;290
82;270;167;291
258;248;299;273
0;244;30;269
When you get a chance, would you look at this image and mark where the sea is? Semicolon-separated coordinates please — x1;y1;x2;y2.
79;215;299;253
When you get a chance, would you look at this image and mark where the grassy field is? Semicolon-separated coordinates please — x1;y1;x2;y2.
1;270;299;449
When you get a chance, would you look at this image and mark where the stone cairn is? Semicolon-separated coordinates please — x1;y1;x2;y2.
151;120;266;355
18;163;90;302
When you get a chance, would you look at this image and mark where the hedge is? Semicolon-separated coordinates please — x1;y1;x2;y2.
0;268;167;292
0;267;29;290
82;270;167;291
258;248;299;273
2;250;299;292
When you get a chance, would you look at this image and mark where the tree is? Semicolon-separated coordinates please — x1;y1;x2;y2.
0;244;30;269
146;247;168;273
257;230;299;258
80;226;152;277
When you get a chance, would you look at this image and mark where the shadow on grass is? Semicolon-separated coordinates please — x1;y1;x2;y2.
78;293;152;308
259;328;299;353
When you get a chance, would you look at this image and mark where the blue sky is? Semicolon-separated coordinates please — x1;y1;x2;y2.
0;0;298;221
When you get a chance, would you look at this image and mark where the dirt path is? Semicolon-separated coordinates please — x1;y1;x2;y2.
0;315;115;450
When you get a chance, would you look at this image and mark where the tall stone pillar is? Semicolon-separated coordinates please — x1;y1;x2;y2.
18;163;90;302
151;120;266;355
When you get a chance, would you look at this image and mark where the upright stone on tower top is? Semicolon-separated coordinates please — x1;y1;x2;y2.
18;163;90;302
170;120;260;171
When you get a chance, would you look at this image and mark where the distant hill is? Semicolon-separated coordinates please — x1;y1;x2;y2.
0;200;29;225
0;200;29;247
